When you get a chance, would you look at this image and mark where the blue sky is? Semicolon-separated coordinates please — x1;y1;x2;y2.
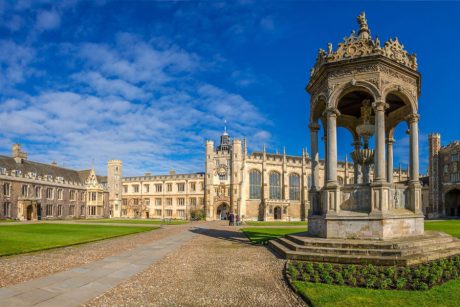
0;1;458;176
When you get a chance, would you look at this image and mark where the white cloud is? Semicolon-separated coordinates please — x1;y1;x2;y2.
0;40;35;85
35;10;61;31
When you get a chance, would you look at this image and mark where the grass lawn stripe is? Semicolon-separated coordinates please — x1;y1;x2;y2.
0;224;155;256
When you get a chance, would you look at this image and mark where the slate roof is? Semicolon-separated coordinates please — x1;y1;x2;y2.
0;155;86;184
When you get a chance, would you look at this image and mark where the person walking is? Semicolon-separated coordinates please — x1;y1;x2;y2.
236;214;240;226
229;212;235;226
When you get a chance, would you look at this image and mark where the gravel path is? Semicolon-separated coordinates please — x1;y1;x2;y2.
0;223;197;287
85;222;306;307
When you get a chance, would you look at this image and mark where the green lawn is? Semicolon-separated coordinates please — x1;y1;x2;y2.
0;219;16;223
76;219;188;225
244;221;307;226
0;224;155;256
425;220;460;238
292;279;460;307
241;227;305;244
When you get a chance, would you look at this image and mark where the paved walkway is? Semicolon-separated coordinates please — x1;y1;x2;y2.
0;226;202;306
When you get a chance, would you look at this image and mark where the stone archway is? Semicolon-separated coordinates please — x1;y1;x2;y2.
216;203;229;220
445;189;460;216
274;206;282;220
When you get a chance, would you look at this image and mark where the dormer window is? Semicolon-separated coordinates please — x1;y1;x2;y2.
28;172;37;178
0;167;6;175
13;170;22;176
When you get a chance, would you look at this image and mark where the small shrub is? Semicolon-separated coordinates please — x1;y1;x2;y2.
366;275;377;289
348;277;357;287
380;278;393;290
396;277;407;290
334;272;345;285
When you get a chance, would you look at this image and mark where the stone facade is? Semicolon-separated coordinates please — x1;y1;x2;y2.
120;172;205;219
0;144;110;221
426;133;460;218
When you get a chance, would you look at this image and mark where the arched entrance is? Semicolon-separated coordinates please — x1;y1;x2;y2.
274;206;282;220
445;189;460;216
26;205;33;221
216;203;229;220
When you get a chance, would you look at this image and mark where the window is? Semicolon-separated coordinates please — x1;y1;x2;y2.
70;190;75;201
199;197;204;206
453;163;458;172
0;167;6;175
155;184;162;192
144;198;150;206
249;170;262;199
190;182;196;192
451;173;460;183
270;172;281;200
46;188;53;200
57;189;63;200
155;209;162;216
123;185;128;193
133;185;139;193
3;202;11;217
122;199;128;206
452;151;459;162
69;205;75;215
177;209;185;218
81;192;85;201
35;187;42;198
57;205;63;216
444;165;449;174
166;183;172;192
166;198;172;206
133;198;139;206
3;183;10;196
219;174;227;181
289;174;300;200
155;198;162;206
200;182;204;191
177;183;185;192
178;198;185;206
80;205;85;215
21;185;29;197
89;206;96;216
91;192;97;201
190;198;196;207
46;204;53;216
144;184;150;193
165;209;173;217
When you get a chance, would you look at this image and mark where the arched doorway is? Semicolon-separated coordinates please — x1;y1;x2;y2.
26;205;33;221
445;189;460;216
216;203;229;220
274;206;282;220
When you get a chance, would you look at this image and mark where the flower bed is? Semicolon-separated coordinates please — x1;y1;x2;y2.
287;256;460;291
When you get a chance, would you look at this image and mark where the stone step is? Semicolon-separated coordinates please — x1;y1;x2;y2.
269;240;408;266
404;247;460;266
277;236;460;259
276;237;403;256
286;233;454;251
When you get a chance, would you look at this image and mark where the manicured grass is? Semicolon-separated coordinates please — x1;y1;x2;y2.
0;219;16;223
244;221;307;226
241;227;305;244
0;224;155;256
425;220;460;238
77;219;188;225
292;279;460;307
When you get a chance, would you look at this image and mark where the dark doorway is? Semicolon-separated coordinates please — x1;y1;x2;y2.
274;206;282;220
445;189;460;216
37;204;42;220
26;205;33;220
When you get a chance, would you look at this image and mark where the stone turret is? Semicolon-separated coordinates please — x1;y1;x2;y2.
12;144;27;164
107;160;123;218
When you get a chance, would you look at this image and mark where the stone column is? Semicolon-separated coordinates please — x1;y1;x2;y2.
372;100;388;183
408;114;420;182
309;123;320;190
352;140;362;184
386;138;395;183
323;107;340;185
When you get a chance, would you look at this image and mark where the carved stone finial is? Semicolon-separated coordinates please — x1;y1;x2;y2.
357;12;370;39
327;42;333;55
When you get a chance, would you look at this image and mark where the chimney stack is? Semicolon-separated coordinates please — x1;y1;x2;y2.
12;144;27;164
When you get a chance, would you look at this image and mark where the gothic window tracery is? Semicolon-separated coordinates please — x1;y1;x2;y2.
289;174;300;200
270;172;282;200
249;170;261;199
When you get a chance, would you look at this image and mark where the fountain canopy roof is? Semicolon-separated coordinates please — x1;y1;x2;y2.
310;12;418;81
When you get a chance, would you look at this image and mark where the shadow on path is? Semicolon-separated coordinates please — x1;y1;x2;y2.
189;227;254;245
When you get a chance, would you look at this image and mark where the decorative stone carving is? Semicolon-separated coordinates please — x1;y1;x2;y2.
311;12;418;76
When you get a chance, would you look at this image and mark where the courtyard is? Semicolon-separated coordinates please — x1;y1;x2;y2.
0;220;459;306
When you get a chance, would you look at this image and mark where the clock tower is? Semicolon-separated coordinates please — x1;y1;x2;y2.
204;125;245;220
